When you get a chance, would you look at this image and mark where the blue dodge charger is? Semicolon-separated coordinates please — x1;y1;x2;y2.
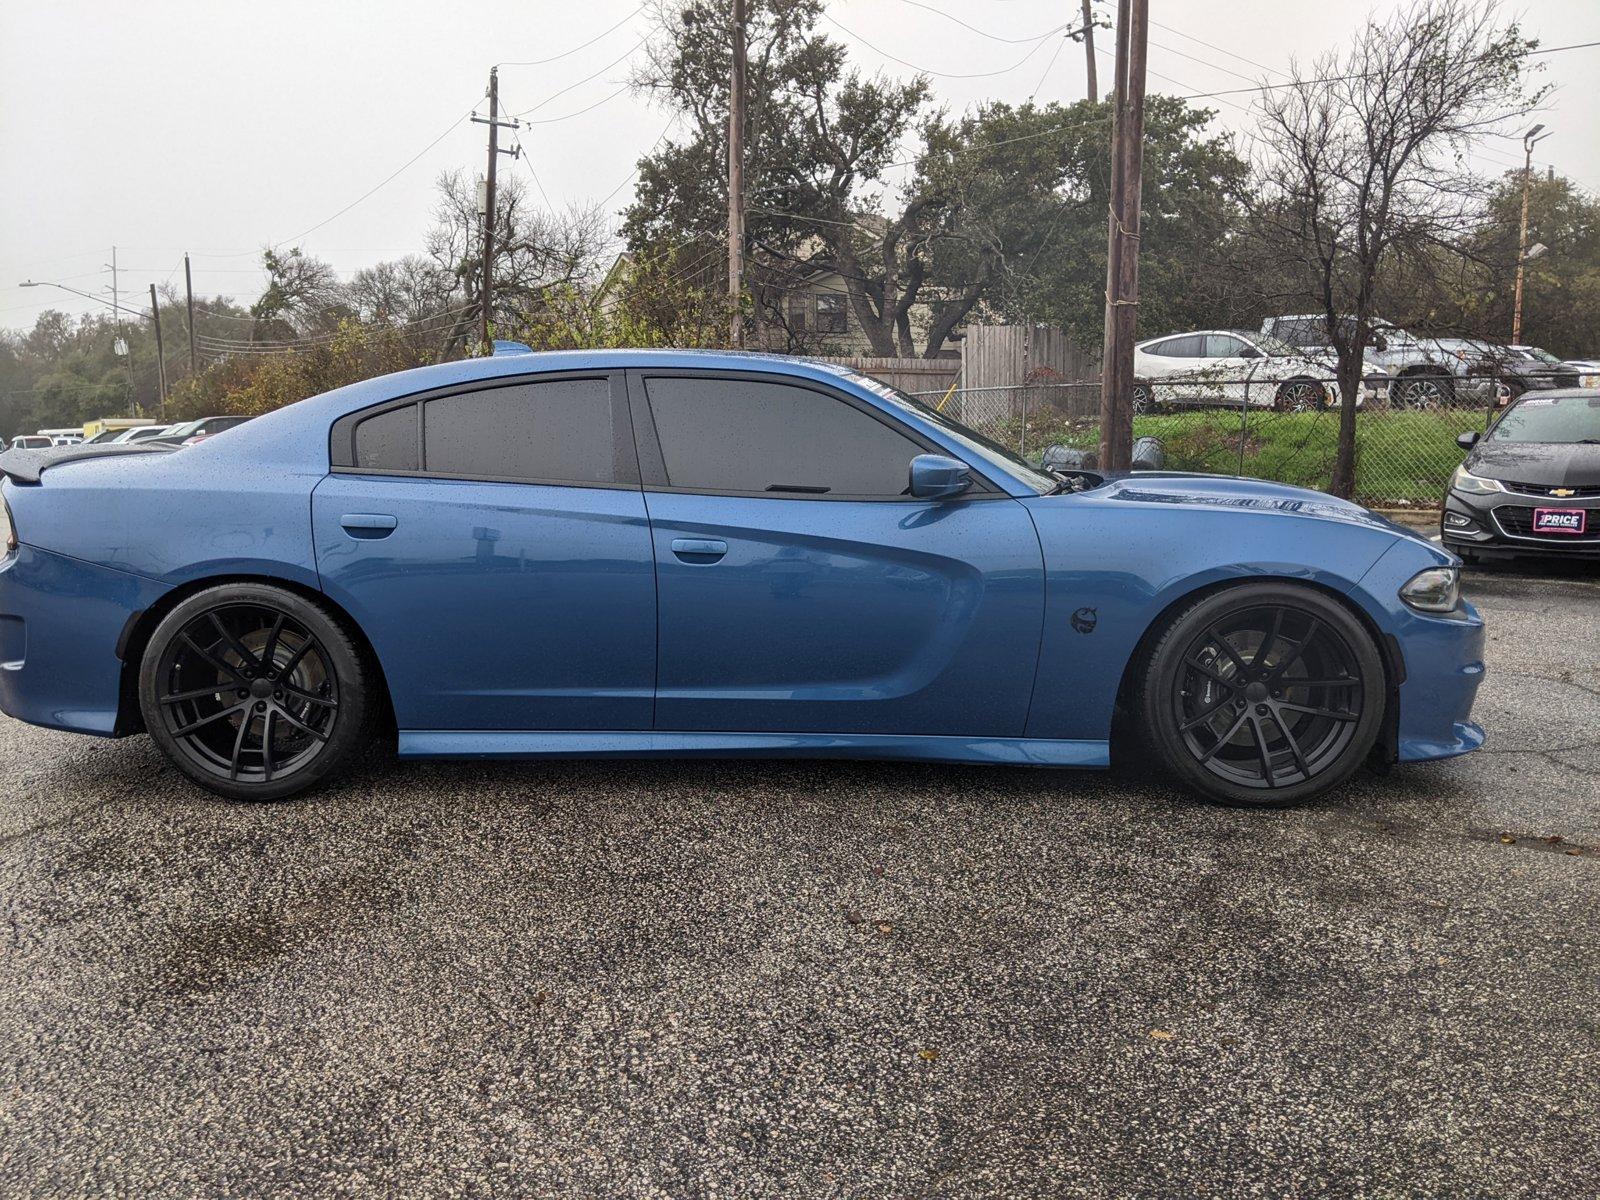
0;350;1484;805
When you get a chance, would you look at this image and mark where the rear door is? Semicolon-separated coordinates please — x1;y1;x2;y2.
629;370;1045;736
1143;335;1206;405
312;372;656;732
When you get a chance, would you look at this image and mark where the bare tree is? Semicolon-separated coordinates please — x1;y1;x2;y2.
427;171;613;354
1249;0;1542;497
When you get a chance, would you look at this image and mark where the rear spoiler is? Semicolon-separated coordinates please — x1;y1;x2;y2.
0;442;177;485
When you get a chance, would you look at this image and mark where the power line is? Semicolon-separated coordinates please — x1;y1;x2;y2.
510;40;644;118
521;80;634;126
890;0;1075;46
496;5;644;67
820;12;1061;80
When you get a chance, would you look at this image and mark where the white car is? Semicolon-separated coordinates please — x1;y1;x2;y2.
8;435;55;450
1133;330;1340;413
110;425;174;443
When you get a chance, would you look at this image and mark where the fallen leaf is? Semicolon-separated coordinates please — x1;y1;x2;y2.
877;922;894;935
844;911;864;925
1149;1030;1175;1041
918;1048;939;1062
1499;834;1516;845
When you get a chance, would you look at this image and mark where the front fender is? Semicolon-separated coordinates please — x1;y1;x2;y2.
1019;494;1414;742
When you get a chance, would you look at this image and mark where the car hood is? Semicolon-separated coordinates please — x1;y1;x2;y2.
1083;471;1435;544
1468;439;1600;487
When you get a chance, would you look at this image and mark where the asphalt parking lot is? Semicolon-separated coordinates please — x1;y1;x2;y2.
1;565;1596;1198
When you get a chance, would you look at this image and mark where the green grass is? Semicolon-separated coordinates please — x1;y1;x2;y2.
988;407;1485;507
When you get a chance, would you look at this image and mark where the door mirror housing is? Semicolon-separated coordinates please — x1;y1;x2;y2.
1456;430;1481;450
1238;345;1263;359
909;454;972;500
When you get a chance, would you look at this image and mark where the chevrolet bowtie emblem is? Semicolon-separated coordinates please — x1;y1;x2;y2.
1550;487;1576;497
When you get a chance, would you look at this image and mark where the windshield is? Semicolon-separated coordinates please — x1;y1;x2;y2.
845;372;1058;495
163;420;203;437
1523;346;1563;365
1491;394;1600;443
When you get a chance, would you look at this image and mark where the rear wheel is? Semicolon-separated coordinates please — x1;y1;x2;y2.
1137;584;1386;807
138;584;374;800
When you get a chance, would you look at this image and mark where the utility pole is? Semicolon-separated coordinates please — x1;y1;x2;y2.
472;67;521;354
1081;0;1097;102
1512;123;1550;345
149;284;168;415
184;253;198;375
1096;0;1148;472
727;0;747;348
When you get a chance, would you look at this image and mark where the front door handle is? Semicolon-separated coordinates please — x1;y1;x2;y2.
340;513;398;540
671;537;728;563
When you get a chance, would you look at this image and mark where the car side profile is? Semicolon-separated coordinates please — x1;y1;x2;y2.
0;350;1485;806
1132;330;1337;412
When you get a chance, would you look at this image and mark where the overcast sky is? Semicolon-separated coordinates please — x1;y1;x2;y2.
2;0;1595;333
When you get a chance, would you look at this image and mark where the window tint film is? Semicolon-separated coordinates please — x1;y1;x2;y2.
645;376;924;496
354;404;419;472
1204;334;1245;358
424;378;614;484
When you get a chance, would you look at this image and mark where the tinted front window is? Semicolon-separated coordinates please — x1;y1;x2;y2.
645;377;923;496
1491;394;1600;444
424;379;614;484
1204;334;1246;358
354;404;420;472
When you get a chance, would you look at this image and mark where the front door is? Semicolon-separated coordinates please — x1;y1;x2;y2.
312;372;656;732
630;371;1046;736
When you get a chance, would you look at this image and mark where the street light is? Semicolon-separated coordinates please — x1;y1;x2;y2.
1512;124;1552;344
17;278;147;320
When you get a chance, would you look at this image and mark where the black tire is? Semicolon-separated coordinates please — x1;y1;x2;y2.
1394;374;1454;411
1273;378;1327;413
1136;583;1386;807
138;583;375;800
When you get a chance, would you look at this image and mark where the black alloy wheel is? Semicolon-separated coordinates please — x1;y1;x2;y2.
1139;584;1385;806
139;584;373;800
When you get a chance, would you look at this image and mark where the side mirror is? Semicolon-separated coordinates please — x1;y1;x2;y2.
1456;430;1480;450
1238;345;1263;359
909;453;972;500
1371;334;1389;352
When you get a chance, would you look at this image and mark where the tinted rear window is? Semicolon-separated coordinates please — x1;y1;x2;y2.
424;378;614;484
354;404;420;472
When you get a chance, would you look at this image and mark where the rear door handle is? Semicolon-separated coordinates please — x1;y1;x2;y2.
340;513;398;539
671;537;728;563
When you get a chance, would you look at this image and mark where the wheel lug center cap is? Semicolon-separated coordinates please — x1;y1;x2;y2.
249;678;274;700
1244;681;1270;704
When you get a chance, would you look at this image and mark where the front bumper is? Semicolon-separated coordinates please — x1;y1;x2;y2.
1355;542;1486;763
0;543;167;736
1441;489;1600;559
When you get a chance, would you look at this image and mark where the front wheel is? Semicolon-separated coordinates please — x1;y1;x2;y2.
138;584;375;800
1131;382;1158;415
1136;584;1386;807
1273;379;1328;413
1394;374;1453;411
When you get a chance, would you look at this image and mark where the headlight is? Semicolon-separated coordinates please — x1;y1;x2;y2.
1450;465;1504;495
1400;566;1460;613
0;491;14;555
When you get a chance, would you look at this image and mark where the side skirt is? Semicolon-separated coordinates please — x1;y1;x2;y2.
398;730;1110;768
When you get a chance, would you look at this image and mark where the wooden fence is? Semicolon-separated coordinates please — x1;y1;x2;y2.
813;355;961;395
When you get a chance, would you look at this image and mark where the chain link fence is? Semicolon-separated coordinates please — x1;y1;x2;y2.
909;373;1520;510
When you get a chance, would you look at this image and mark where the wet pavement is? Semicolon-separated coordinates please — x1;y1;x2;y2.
0;565;1596;1197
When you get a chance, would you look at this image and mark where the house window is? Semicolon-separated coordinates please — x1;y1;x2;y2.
815;293;848;334
785;293;810;332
